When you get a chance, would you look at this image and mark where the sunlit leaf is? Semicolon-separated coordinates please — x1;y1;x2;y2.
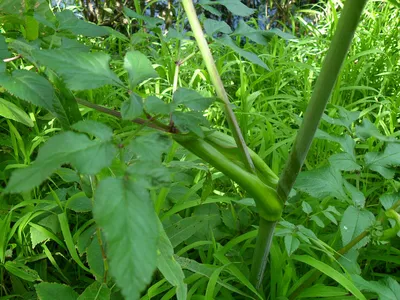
124;50;158;87
56;10;109;37
204;19;232;36
173;88;214;111
355;119;397;142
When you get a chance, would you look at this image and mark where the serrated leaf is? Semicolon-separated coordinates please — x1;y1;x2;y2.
4;261;41;282
5;132;116;193
128;132;172;162
144;95;173;115
66;192;92;212
284;235;300;256
157;220;187;300
352;275;400;300
329;152;361;171
204;19;232;36
172;111;208;137
323;106;360;130
36;282;79;300
32;49;123;90
355;119;397;142
340;206;375;250
56;10;109;37
344;180;365;208
72;120;113;141
121;93;143;120
365;143;400;179
78;282;110;300
173;88;214;111
0;34;10;60
295;166;347;201
124;50;158;87
93;177;158;300
216;35;269;70
0;98;33;127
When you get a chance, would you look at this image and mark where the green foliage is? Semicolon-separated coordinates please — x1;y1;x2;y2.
0;0;399;299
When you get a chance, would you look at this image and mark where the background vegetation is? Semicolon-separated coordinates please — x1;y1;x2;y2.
0;0;399;299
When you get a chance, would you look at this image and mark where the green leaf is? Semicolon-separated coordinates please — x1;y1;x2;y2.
173;88;214;111
340;206;375;249
87;238;104;280
66;192;92;213
32;49;124;90
344;180;365;208
72;120;113;141
329;152;361;171
144;95;173;115
165;216;212;247
157;220;187;300
204;19;232;36
284;235;300;256
0;214;11;263
365;143;400;179
292;255;366;300
301;201;313;214
216;35;269;70
200;0;255;17
323;106;360;130
5;131;116;193
127;132;172;162
78;282;111;300
36;282;79;300
172;111;208;138
56;10;109;37
310;215;325;228
355;119;397;142
295;166;347;201
298;284;348;298
123;8;163;28
232;20;267;45
0;98;33;127
4;261;41;282
352;275;400;300
0;70;55;112
121;93;143;120
124;50;158;87
93;177;158;300
0;34;10;60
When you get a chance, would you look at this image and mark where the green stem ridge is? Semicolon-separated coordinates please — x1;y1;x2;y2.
181;0;256;174
277;0;368;201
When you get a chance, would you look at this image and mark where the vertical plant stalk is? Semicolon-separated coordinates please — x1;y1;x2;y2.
181;0;256;174
277;0;368;201
251;0;369;291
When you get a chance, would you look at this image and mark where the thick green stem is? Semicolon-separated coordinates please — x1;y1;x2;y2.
250;219;277;290
277;0;368;201
180;0;256;174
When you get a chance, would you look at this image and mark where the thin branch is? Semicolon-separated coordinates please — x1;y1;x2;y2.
3;55;22;63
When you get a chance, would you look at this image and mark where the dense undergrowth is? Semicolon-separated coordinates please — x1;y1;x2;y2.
0;0;400;299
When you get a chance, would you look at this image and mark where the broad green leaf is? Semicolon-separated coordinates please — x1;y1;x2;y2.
365;143;400;179
172;111;209;138
36;282;79;300
5;131;116;193
232;20;267;45
0;34;10;59
315;130;356;155
66;192;92;212
284;235;300;256
204;19;232;36
72;120;113;141
87;238;104;280
340;206;375;249
173;88;214;111
123;8;163;28
32;49;124;90
0;98;33;127
144;96;173;115
329;152;361;171
355;119;397;142
295;166;347;201
200;0;255;17
56;10;109;37
157;220;187;300
301;201;313;214
216;35;269;70
298;284;348;298
121;93;143;120
200;4;222;16
78;282;110;300
292;255;366;300
127;132;172;162
93;177;158;300
380;192;400;210
0;70;55;112
165;216;213;247
310;215;325;228
344;180;365;208
4;261;41;282
352;275;400;300
123;50;158;87
323;106;360;130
